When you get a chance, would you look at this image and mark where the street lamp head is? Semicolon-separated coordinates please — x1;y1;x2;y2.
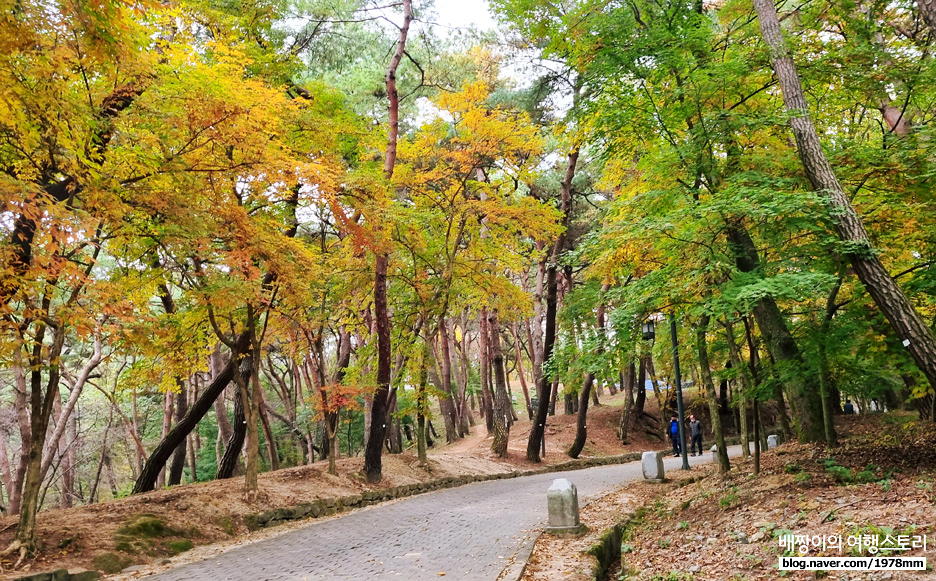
641;319;655;341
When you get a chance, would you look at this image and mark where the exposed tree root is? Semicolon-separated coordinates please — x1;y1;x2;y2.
0;539;28;571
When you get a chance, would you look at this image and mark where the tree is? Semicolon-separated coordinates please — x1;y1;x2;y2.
696;315;730;474
752;0;936;399
488;309;511;457
364;0;413;484
568;284;609;459
0;0;153;558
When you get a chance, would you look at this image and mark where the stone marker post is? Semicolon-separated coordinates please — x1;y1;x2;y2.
546;478;586;535
767;434;778;449
711;444;718;463
641;451;664;482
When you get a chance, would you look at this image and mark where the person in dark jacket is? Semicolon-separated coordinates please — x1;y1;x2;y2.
688;414;703;456
669;416;681;456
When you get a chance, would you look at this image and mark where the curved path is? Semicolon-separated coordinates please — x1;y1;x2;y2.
152;449;740;581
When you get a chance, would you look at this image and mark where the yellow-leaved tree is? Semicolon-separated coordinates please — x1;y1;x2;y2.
392;82;560;456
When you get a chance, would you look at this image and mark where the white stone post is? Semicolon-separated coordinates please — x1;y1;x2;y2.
641;451;664;482
546;478;586;535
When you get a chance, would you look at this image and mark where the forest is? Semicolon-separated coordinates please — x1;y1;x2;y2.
2;0;936;565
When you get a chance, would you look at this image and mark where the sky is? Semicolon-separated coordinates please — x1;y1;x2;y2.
432;0;496;32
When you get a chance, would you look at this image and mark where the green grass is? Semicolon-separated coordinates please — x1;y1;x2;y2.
93;552;132;574
824;459;890;485
168;539;193;554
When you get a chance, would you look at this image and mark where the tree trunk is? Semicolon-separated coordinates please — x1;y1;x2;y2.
155;275;189;487
386;390;403;454
192;375;201;454
510;324;534;419
696;315;730;474
242;345;261;501
489;309;511;457
754;0;936;396
428;342;458;443
527;126;578;459
168;379;188;486
212;349;235;455
216;382;246;480
718;377;730;416
619;361;636;443
366;253;393;483
258;387;278;471
479;307;495;433
156;390;173;489
569;292;607;458
549;377;559;415
504;365;519;423
11;323;66;558
320;327;352;475
40;334;103;486
416;337;431;464
753;399;761;475
364;0;412;485
530;258;546;387
61;410;77;508
917;0;936;31
635;357;647;415
527;266;558;461
438;317;461;442
741;316;792;440
8;362;29;515
133;334;248;493
447;328;470;436
187;433;197;483
0;428;14;510
723;319;752;458
647;358;667;434
818;278;843;447
51;391;67;508
455;325;475;428
728;225;822;441
568;375;593;457
89;409;114;503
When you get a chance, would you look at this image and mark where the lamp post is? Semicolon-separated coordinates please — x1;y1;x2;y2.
669;315;690;470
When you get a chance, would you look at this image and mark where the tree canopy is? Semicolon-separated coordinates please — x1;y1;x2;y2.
2;0;936;562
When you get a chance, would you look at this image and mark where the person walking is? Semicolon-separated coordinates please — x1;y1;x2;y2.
669;416;681;456
688;414;703;456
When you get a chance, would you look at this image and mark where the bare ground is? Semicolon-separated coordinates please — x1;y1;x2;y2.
521;412;936;581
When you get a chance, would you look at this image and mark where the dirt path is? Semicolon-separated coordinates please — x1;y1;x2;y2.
435;423;490;455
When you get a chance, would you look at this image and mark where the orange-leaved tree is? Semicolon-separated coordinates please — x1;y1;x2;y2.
0;0;160;560
393;82;560;455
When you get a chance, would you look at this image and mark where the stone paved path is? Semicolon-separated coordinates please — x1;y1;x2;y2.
152;449;739;581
